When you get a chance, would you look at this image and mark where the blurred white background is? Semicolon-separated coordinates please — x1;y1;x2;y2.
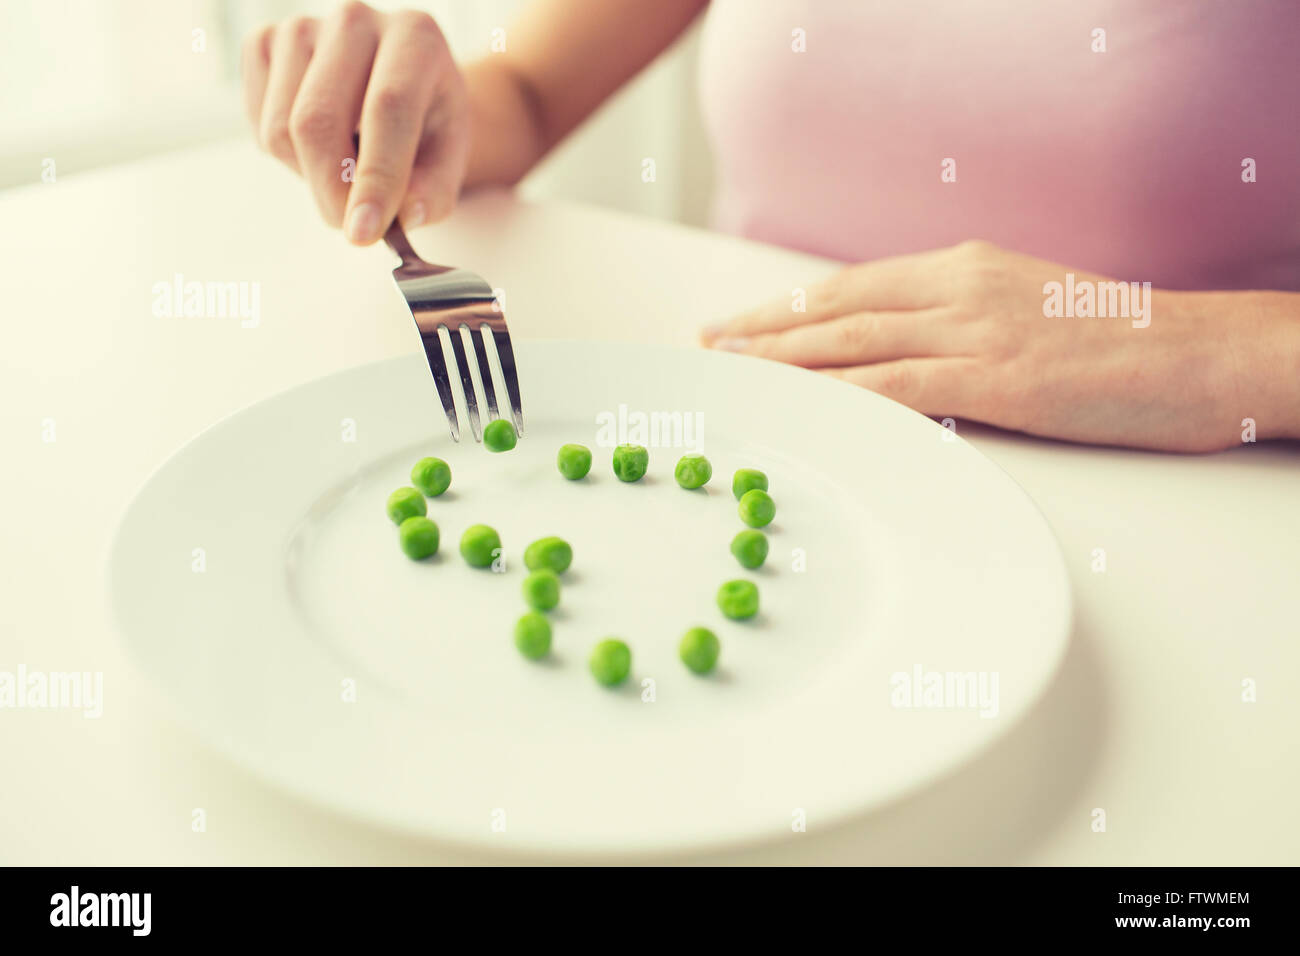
1;0;715;224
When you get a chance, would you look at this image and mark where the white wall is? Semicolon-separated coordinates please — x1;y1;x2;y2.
0;0;714;225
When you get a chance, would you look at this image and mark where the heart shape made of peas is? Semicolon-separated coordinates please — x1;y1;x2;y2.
386;428;776;689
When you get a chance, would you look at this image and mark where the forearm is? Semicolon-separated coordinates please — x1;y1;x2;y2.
461;0;707;189
1183;289;1300;442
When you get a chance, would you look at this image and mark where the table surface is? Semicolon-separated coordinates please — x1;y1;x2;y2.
2;140;1296;865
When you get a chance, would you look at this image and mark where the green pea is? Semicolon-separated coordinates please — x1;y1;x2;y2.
410;457;451;497
556;443;592;480
674;454;712;489
398;516;439;560
386;487;427;525
522;568;561;611
679;627;720;674
612;444;649;482
738;488;776;528
732;468;768;500
730;529;769;569
589;638;632;686
459;524;501;568
524;536;573;574
717;579;759;620
483;418;517;452
514;612;552;660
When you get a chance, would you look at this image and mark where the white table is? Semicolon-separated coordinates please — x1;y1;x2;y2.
3;140;1296;865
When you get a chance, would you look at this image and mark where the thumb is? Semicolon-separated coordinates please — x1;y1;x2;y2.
343;115;420;244
399;100;470;228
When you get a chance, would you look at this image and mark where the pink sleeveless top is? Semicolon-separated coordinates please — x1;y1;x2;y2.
697;0;1300;290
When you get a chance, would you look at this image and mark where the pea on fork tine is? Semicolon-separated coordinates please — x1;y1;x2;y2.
382;217;524;444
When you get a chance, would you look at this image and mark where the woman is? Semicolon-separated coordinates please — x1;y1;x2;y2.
241;0;1300;452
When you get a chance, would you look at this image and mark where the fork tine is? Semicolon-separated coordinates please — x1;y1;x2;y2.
491;326;525;435
421;328;460;442
446;323;482;442
467;325;499;421
376;193;518;442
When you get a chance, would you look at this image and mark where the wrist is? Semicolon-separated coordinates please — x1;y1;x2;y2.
1251;293;1300;442
1202;290;1300;443
463;57;547;188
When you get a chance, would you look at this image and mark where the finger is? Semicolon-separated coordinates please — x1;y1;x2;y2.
701;251;948;344
347;12;446;242
401;70;470;227
289;2;382;228
240;24;274;130
258;17;319;172
711;310;953;367
819;358;976;416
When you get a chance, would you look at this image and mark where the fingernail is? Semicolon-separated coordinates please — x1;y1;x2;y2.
404;202;426;228
345;202;381;243
713;336;750;352
699;322;727;343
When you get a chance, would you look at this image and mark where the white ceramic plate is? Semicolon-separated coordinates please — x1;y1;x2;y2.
108;341;1070;856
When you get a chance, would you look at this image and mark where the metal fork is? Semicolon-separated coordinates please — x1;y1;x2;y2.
383;218;523;442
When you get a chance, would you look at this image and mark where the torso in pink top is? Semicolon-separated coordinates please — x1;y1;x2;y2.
697;0;1300;290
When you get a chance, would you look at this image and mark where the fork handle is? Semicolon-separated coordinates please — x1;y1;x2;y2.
382;219;423;269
